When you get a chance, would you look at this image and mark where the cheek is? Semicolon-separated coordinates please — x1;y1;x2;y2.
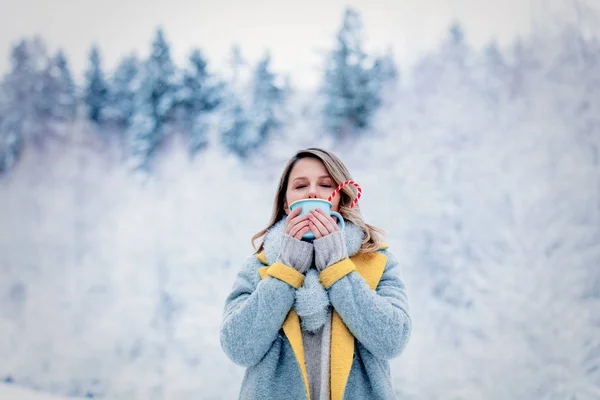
286;189;298;203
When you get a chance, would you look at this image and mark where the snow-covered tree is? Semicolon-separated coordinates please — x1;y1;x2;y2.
30;49;78;123
442;22;469;67
371;48;400;105
0;39;81;173
476;40;511;105
175;49;222;157
508;37;542;100
126;28;177;170
372;49;400;85
0;38;49;170
249;53;284;146
104;54;141;128
84;45;109;124
127;101;158;170
227;44;247;86
0;110;23;174
220;53;285;159
220;94;252;158
321;7;380;139
412;22;472;94
59;51;77;117
144;28;177;126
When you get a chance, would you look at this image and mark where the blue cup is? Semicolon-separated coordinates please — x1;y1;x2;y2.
289;198;345;240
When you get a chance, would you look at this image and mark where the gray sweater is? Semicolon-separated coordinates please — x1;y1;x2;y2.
302;306;332;400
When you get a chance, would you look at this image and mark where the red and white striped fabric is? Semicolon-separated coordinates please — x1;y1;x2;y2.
328;180;362;208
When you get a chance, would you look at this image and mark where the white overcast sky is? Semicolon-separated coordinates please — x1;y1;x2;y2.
0;0;597;88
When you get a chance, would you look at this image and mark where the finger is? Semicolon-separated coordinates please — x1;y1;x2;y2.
295;225;311;240
287;206;301;224
324;210;341;231
289;214;309;231
289;220;309;237
289;220;310;237
285;207;303;233
326;210;342;231
311;209;335;234
326;210;340;225
309;221;322;239
309;211;329;236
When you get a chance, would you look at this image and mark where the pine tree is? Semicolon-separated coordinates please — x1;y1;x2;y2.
509;37;542;100
176;49;222;156
126;28;177;170
105;54;141;128
443;22;469;67
413;22;472;95
0;38;53;173
479;40;510;104
250;52;284;145
220;53;286;159
1;38;48;138
372;49;400;85
127;101;158;171
220;94;252;158
321;7;380;139
145;27;176;126
0;110;24;174
84;45;109;124
371;48;400;102
228;44;246;86
46;50;76;120
179;49;221;114
484;40;507;73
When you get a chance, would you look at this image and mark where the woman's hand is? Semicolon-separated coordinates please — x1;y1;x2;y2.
280;206;314;273
285;206;311;240
308;208;341;239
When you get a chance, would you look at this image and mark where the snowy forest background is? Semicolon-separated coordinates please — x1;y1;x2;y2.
1;3;600;400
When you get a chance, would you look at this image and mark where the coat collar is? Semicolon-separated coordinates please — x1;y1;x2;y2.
262;216;365;265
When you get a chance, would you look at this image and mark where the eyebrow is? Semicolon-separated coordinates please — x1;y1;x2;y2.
292;175;332;183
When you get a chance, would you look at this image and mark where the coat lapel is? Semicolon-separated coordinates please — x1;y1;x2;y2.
329;250;388;400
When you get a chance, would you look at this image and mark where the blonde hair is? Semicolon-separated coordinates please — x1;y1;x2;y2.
251;148;386;254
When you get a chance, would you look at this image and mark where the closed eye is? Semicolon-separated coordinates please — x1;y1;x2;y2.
296;184;332;189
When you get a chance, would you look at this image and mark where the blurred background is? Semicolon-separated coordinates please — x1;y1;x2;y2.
1;0;599;399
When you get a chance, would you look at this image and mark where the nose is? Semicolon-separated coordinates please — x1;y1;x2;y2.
308;187;318;199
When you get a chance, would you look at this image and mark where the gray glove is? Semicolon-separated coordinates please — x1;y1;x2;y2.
314;230;349;272
295;268;330;332
277;233;314;274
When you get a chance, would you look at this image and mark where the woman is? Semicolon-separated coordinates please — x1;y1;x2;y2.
220;148;412;400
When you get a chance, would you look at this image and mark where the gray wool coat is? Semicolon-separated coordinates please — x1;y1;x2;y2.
220;217;412;400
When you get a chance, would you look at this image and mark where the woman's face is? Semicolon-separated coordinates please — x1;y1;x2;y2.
284;157;341;214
